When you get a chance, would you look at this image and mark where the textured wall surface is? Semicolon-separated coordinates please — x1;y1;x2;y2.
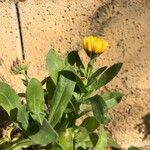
0;1;24;92
0;0;150;148
18;0;100;80
90;0;150;148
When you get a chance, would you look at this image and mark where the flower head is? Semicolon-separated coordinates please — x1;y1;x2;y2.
83;36;108;57
11;58;29;75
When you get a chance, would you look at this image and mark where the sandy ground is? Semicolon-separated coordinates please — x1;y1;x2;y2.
0;0;150;149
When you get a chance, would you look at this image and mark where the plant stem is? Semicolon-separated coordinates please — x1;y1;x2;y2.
86;58;96;79
70;100;77;114
21;71;30;83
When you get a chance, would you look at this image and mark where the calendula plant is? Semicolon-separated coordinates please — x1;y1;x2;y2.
0;36;126;150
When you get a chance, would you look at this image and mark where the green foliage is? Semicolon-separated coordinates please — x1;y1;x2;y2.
0;49;124;150
26;78;45;124
107;133;120;148
29;119;58;145
0;82;21;116
96;63;122;89
58;128;74;150
128;146;140;150
48;74;76;127
94;125;107;150
89;95;109;124
17;105;29;130
46;49;65;84
87;63;123;92
81;116;99;132
88;66;107;86
65;50;85;76
5;139;34;150
102;92;124;109
74;127;93;149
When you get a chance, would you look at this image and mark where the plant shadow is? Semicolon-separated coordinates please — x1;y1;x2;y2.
135;113;150;140
0;107;11;128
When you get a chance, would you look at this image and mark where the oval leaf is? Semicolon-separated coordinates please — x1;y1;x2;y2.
102;92;124;109
59;128;74;150
89;95;109;124
128;146;140;150
94;126;107;150
48;74;76;127
7;139;34;150
0;82;21;116
26;78;45;124
107;133;120;148
46;49;64;84
65;50;85;76
17;105;29;130
29;119;58;146
87;66;107;86
81;117;99;132
90;63;122;91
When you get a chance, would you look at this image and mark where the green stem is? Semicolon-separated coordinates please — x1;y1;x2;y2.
70;100;77;114
86;58;96;79
21;71;30;83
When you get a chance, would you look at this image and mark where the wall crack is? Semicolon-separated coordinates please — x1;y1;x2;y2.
15;2;25;60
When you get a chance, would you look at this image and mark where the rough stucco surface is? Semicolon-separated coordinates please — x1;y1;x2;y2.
18;0;101;80
0;1;24;92
0;0;150;149
90;0;150;148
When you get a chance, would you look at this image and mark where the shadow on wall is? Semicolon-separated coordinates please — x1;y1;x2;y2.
89;0;150;36
89;0;150;146
135;113;150;140
89;0;150;91
89;0;118;36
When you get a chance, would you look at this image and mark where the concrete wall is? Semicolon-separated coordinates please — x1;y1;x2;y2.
0;1;24;92
0;0;150;148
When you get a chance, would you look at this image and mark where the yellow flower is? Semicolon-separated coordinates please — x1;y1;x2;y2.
83;36;108;56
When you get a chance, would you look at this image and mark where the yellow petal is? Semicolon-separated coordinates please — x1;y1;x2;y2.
83;36;108;55
93;39;102;54
87;37;93;52
101;40;108;52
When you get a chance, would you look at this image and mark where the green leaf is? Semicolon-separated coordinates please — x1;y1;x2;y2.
0;82;21;117
88;66;107;86
44;144;63;150
90;63;122;91
89;133;99;147
61;69;87;93
59;128;74;150
81;117;99;132
76;75;87;93
107;134;120;148
17;105;29;130
6;139;34;150
94;126;107;150
65;50;85;76
46;77;56;105
46;49;64;84
102;92;124;109
128;146;140;150
29;119;58;146
89;95;109;124
54;114;70;133
26;78;45;124
48;74;76;127
75;127;92;149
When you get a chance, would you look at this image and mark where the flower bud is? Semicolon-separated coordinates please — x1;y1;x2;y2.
83;36;108;57
11;58;29;75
